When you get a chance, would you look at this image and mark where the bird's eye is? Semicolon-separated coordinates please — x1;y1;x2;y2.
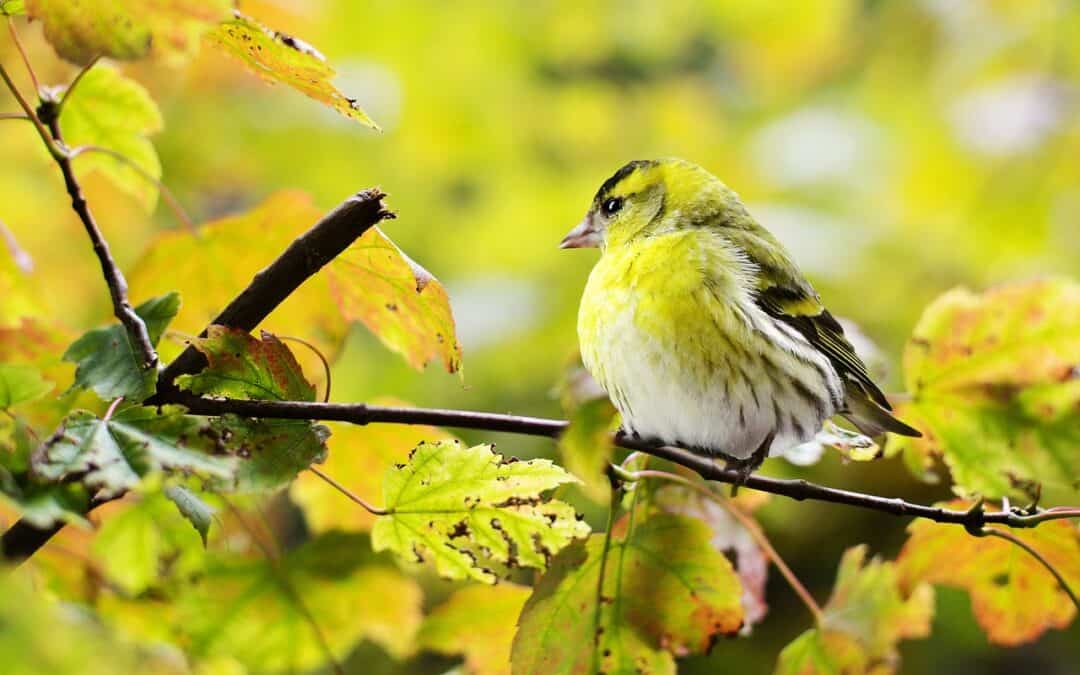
601;197;623;216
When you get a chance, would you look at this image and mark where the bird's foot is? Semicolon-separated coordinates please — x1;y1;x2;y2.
724;432;774;496
614;428;664;450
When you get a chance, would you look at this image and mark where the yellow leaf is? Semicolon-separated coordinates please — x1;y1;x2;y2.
419;583;531;675
206;12;378;128
327;226;463;374
28;0;230;64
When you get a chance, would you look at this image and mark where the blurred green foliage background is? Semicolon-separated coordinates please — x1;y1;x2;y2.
2;0;1078;672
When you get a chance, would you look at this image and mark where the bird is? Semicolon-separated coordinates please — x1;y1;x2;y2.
562;158;920;479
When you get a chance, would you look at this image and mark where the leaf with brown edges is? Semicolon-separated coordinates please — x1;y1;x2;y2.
206;12;377;128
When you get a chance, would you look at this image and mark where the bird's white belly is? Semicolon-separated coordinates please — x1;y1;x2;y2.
589;304;837;461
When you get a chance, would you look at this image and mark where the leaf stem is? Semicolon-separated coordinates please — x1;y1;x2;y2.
68;144;195;231
627;467;825;627
102;397;124;422
308;465;388;516
278;335;332;402
591;482;621;674
57;55;100;115
6;17;40;97
978;527;1080;614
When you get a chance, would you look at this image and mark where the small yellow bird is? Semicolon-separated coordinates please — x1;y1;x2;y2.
562;159;919;476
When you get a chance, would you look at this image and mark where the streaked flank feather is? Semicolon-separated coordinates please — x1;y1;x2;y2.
562;158;920;473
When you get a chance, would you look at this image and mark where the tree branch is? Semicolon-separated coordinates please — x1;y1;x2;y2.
149;187;394;401
154;393;1079;532
2;189;394;565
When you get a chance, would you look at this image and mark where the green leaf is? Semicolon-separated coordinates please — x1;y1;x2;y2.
371;440;588;583
164;483;213;546
0;479;89;529
91;490;206;594
177;326;316;402
0;573;188;675
206;12;378;128
0;1;25;16
0;362;52;409
32;405;236;498
327;226;463;374
418;583;531;675
27;0;230;65
63;292;179;403
776;545;934;675
182;532;423;671
557;397;616;504
897;501;1080;646
214;416;329;492
60;64;163;210
888;278;1080;501
512;513;744;675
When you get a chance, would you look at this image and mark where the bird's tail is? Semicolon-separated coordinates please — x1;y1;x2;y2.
842;388;922;438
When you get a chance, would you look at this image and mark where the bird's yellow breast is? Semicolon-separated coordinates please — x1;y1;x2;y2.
577;229;756;399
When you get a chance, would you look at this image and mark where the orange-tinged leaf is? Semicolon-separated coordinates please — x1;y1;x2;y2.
206;12;377;128
897;501;1080;646
327;226;463;374
512;513;743;675
177;326;316;402
887;278;1080;501
27;0;230;65
419;583;531;675
776;545;933;675
290;401;457;532
129;191;348;365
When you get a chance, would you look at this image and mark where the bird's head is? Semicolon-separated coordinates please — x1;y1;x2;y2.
561;158;735;251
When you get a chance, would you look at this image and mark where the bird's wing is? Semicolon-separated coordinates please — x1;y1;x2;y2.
722;227;893;410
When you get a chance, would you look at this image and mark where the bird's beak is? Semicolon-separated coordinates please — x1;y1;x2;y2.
560;215;601;249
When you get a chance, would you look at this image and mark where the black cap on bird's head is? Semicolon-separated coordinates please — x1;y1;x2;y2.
561;159;665;250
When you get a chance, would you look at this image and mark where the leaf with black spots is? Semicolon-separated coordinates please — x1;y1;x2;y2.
31;405;235;498
372;440;587;583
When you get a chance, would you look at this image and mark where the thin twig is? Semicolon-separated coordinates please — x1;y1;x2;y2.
0;112;29;121
6;17;40;97
68;144;195;230
0;63;64;160
308;465;387;516
622;467;825;626
979;527;1080;614
279;335;332;403
40;113;158;369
